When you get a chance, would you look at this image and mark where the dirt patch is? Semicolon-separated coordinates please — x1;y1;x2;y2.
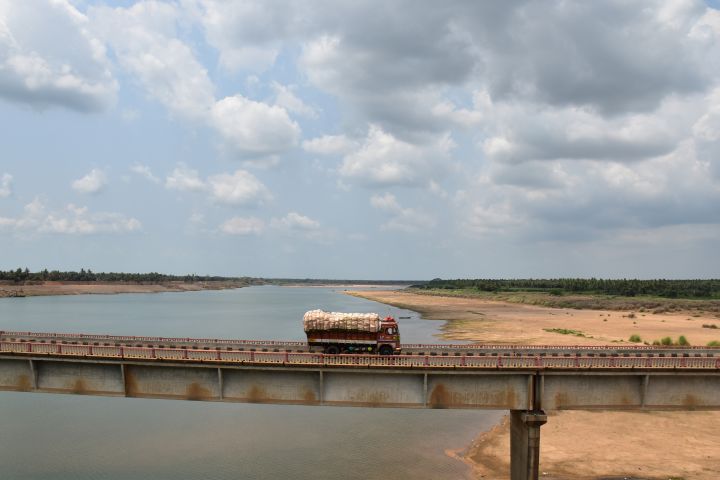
467;411;720;480
0;281;244;298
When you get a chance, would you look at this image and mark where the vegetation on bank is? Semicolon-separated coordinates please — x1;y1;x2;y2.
0;268;253;284
0;269;419;287
262;278;420;286
408;279;720;315
412;278;720;299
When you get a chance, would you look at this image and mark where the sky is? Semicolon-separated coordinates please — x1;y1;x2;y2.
1;0;720;279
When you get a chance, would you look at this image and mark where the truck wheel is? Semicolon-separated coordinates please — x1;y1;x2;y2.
325;345;340;355
378;345;393;356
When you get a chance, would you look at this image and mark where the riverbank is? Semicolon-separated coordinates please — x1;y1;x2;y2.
348;289;720;480
0;281;246;298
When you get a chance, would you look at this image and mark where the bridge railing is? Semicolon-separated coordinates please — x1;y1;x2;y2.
2;341;719;370
5;331;719;352
0;331;307;347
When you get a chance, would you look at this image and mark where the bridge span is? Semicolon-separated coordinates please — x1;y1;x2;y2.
1;330;719;480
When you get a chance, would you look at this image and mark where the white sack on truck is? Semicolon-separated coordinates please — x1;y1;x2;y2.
303;309;382;333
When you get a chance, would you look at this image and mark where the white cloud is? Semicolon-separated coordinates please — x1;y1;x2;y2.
207;169;271;206
0;0;117;112
272;82;318;118
210;94;300;160
0;198;140;235
370;193;435;232
88;2;303;163
165;164;206;192
465;203;525;237
72;169;107;194
302;134;358;155
130;164;160;183
195;0;292;72
220;216;264;235
271;212;320;230
340;125;454;187
90;1;214;121
0;173;12;197
164;165;272;206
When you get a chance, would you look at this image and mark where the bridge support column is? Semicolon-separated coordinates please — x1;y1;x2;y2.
510;410;547;480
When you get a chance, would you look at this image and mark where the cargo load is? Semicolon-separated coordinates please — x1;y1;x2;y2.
303;309;381;333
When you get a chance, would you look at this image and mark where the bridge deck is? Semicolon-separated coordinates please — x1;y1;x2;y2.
2;330;718;361
1;340;719;370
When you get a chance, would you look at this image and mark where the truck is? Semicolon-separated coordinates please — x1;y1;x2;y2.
303;309;401;355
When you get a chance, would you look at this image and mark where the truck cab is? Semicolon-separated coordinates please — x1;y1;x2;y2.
377;316;401;354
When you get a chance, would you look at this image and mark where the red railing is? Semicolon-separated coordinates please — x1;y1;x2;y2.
3;330;716;352
0;330;306;347
1;340;718;370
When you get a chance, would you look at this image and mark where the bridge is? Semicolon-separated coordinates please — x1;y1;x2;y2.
2;330;719;480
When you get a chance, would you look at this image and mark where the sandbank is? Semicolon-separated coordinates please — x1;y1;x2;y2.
348;289;720;480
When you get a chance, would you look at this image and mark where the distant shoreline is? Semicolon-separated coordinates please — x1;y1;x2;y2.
280;283;410;289
0;281;246;298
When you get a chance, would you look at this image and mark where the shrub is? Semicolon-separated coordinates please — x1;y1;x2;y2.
628;313;636;319
629;334;642;343
707;340;720;347
677;335;690;346
660;337;673;346
702;324;718;329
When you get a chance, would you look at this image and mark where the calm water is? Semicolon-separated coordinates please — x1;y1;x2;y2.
0;286;501;479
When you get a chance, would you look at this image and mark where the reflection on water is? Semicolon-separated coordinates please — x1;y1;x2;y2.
0;286;502;479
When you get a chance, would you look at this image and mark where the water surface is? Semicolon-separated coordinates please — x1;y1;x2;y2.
0;286;501;479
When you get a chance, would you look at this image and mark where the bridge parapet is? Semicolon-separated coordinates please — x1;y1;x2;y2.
1;340;719;370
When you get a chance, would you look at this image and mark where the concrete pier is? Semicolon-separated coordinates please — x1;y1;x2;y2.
510;410;547;480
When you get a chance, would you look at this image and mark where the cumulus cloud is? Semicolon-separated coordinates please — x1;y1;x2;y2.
210;95;300;161
220;216;264;235
370;193;435;232
90;3;301;162
89;1;214;121
0;173;12;197
0;0;117;112
195;0;296;71
0;198;140;235
272;82;318;118
164;164;272;206
130;164;160;183
165;164;206;192
302;134;358;155
479;95;697;165
271;212;320;230
207;170;271;206
72;169;107;194
340;125;454;187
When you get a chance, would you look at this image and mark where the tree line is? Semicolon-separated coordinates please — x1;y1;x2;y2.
412;278;720;299
0;268;251;284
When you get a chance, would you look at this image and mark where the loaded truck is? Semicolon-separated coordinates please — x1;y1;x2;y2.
303;309;401;355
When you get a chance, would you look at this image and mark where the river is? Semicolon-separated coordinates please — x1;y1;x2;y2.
0;286;501;479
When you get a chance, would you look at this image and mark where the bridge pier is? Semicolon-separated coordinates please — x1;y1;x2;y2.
510;409;547;480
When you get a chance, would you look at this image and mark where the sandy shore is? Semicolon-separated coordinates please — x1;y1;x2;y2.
0;281;245;298
347;290;720;346
348;289;720;480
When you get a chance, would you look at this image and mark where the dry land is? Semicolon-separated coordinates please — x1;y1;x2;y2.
0;281;245;298
348;289;720;480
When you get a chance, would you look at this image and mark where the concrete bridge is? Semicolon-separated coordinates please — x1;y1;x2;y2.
2;331;719;480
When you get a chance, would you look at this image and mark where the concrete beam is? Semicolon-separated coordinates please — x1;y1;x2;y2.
541;373;720;410
1;356;720;411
